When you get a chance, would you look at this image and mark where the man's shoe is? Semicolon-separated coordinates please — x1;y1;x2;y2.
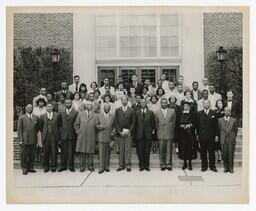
167;167;172;171
161;167;165;171
229;169;234;174
69;168;75;172
126;168;131;172
98;170;104;174
88;167;95;172
139;168;144;171
80;167;85;172
51;169;56;172
201;167;207;172
210;167;218;172
105;168;110;172
28;169;36;173
188;165;193;171
116;167;124;171
22;170;28;175
145;168;150;171
223;168;229;173
44;168;49;173
182;165;187;170
58;168;67;172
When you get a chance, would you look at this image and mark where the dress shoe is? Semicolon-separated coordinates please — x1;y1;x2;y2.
28;169;36;173
98;170;104;174
22;170;28;175
229;169;234;173
126;168;131;172
116;167;124;171
88;167;95;172
145;168;150;171
188;165;193;171
182;165;187;170
167;167;172;171
105;168;110;172
223;169;229;173
161;167;166;171
80;167;85;172
44;168;49;173
210;167;218;172
139;168;144;171
58;168;67;172
69;168;75;172
51;169;56;172
201;167;207;172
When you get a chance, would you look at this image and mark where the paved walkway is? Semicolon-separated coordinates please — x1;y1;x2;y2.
9;167;246;204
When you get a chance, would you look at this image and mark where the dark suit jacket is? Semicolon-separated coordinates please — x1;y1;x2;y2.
134;108;156;140
55;90;73;102
132;103;141;112
195;109;218;140
114;107;135;136
130;82;143;96
40;112;59;143
17;114;40;145
190;90;202;102
224;99;240;118
58;108;78;141
218;117;238;145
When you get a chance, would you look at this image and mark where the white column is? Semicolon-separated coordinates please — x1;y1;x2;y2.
180;11;204;88
73;12;96;86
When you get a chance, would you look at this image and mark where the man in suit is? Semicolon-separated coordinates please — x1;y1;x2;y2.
195;99;218;172
218;107;238;173
96;104;114;174
197;89;209;111
130;74;143;96
17;104;40;175
191;81;202;103
208;84;222;110
32;87;47;108
55;81;73;102
69;75;81;93
40;102;59;172
114;95;135;172
135;99;156;171
58;99;78;172
74;101;98;172
155;98;176;171
99;77;115;95
224;90;240;119
132;95;142;112
85;92;101;114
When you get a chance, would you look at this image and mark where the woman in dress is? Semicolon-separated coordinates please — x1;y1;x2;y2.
147;95;159;153
169;96;181;155
178;102;194;170
79;83;89;100
215;99;225;162
72;92;83;112
180;90;197;113
88;81;98;94
156;87;165;108
101;94;115;115
32;98;47;162
128;86;136;107
142;86;151;104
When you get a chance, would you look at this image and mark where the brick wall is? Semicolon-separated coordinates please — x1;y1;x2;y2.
14;13;73;51
204;12;243;76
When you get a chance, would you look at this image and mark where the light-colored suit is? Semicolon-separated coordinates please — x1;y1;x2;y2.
96;113;114;170
155;108;176;168
69;82;81;93
208;92;222;110
218;117;238;171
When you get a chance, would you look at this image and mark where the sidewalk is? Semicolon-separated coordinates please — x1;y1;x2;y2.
10;166;245;204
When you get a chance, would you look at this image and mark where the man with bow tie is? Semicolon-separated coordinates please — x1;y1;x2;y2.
195;99;218;172
58;99;78;172
55;81;73;102
96;104;114;174
114;95;135;172
74;101;98;172
218;107;238;173
39;102;60;172
155;98;176;171
134;99;156;171
17;104;40;175
224;90;240;119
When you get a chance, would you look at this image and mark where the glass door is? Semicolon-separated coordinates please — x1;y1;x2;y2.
160;66;179;83
138;67;157;86
119;67;137;88
97;67;117;87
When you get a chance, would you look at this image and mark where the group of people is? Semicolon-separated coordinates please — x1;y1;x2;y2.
17;73;239;175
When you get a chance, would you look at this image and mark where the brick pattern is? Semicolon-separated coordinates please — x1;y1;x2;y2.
204;12;243;75
13;133;20;161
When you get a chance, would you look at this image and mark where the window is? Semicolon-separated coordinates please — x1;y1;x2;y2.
161;66;179;83
96;14;117;58
97;67;117;87
120;68;136;87
160;15;179;57
140;67;157;86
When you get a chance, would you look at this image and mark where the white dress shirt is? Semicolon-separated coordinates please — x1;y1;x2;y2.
47;112;53;120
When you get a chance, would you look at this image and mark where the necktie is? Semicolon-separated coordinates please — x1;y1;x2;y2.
29;114;32;120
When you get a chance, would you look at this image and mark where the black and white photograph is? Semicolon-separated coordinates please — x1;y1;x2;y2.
4;3;251;205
